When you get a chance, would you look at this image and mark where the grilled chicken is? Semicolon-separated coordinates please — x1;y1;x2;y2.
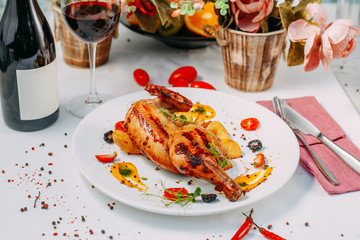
168;124;244;201
124;84;243;201
124;84;192;173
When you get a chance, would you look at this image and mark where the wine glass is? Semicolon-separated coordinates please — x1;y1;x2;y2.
61;0;121;118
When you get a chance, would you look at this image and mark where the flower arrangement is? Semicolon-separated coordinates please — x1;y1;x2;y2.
124;0;360;71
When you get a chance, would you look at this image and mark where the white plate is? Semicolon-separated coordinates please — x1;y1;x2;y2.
72;88;299;216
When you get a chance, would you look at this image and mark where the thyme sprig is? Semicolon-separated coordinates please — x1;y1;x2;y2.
158;107;196;125
194;139;229;169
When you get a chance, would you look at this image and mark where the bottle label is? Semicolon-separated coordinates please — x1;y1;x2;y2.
16;59;59;120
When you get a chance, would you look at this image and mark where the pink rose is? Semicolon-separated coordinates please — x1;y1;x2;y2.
288;3;360;71
230;0;274;33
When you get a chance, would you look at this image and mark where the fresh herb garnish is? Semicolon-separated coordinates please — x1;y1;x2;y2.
194;139;229;169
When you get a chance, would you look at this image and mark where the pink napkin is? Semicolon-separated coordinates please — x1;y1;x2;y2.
257;96;360;194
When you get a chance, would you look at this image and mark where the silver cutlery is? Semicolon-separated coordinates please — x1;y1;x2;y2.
274;96;360;176
273;97;340;185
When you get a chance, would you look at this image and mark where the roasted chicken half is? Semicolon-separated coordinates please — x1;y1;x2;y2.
124;84;244;201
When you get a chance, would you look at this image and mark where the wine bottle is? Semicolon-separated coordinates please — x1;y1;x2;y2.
0;0;59;131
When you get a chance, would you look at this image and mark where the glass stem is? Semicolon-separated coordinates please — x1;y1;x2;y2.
86;43;101;104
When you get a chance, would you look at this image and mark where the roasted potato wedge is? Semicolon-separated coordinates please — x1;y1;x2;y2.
203;121;230;141
222;139;242;159
113;129;141;155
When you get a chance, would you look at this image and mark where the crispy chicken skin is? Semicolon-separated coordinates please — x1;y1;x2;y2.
168;124;244;202
124;84;193;173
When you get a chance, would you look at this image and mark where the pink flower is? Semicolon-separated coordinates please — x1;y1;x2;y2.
230;0;274;33
288;3;360;71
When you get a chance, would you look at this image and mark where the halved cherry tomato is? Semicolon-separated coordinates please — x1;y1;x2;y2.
190;81;216;90
172;78;189;87
95;152;117;163
115;120;126;132
253;153;265;168
240;118;259;131
163;187;188;201
133;68;150;86
168;66;197;85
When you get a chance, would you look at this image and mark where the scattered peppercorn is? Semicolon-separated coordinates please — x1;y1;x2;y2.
305;222;309;227
49;171;52;174
64;145;68;148
39;143;45;147
40;167;44;171
101;230;106;234
188;180;193;185
81;216;86;222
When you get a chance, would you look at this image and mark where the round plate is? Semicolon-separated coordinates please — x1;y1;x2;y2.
72;88;300;216
120;18;216;49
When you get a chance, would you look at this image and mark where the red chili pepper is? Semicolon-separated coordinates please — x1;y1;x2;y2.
257;228;287;240
231;208;253;240
243;211;287;240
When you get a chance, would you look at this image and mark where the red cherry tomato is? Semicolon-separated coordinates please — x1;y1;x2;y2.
115;120;126;132
240;118;259;131
172;79;189;87
253;153;265;168
190;81;216;90
95;152;117;163
133;68;150;86
163;187;188;201
168;66;197;85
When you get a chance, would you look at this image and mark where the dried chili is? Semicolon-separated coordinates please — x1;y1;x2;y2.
231;208;253;240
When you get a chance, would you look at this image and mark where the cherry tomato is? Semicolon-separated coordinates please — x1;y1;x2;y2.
190;81;216;90
172;79;189;87
253;153;265;168
240;118;259;131
95;152;117;163
133;68;150;86
168;66;197;85
163;187;188;201
115;120;126;132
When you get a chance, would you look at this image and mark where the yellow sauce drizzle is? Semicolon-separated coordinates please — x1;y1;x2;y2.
235;167;273;192
190;104;216;120
111;162;148;191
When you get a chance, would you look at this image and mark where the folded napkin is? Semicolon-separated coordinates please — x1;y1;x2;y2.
257;96;360;194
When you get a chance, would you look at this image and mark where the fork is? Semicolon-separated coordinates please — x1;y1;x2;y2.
273;97;339;185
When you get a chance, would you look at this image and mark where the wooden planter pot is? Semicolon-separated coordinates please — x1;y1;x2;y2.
213;26;287;92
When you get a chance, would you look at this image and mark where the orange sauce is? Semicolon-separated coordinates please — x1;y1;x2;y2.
111;162;148;191
235;167;273;192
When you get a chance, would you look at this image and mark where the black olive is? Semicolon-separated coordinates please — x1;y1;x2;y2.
247;139;262;151
201;193;217;203
103;130;114;143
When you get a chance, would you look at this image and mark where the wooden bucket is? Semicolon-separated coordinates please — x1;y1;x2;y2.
52;1;119;68
207;26;287;92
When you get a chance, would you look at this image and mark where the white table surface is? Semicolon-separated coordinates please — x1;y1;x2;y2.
1;8;360;240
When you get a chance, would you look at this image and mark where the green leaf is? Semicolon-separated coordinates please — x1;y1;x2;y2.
180;3;189;15
170;1;178;9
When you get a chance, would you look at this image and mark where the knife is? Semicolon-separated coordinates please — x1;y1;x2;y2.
273;97;339;185
276;97;360;176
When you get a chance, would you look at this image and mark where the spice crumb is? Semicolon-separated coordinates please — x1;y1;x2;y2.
267;224;272;229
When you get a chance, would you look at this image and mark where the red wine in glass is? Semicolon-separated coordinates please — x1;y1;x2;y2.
63;1;120;43
61;0;120;118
